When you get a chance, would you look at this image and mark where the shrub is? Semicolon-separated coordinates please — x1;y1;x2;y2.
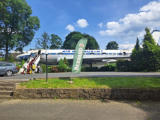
8;54;16;62
51;66;59;73
41;64;47;73
100;65;116;71
82;67;99;72
116;60;131;72
58;59;71;72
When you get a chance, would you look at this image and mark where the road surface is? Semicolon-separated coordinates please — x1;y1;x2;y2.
0;72;160;81
0;99;159;120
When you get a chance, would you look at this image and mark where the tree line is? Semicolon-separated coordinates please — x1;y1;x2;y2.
117;28;160;72
36;31;100;50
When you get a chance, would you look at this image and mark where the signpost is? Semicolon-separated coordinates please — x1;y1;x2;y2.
46;51;48;82
72;38;88;73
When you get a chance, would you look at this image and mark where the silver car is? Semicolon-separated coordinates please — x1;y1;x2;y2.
0;62;18;76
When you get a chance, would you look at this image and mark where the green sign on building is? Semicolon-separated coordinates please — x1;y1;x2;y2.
72;38;88;73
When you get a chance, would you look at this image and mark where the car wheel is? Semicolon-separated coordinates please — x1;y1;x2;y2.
6;70;13;76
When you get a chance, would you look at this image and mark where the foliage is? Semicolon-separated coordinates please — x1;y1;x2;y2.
50;34;62;49
118;27;160;72
50;66;59;73
40;59;70;73
130;38;144;71
99;65;116;71
116;60;131;72
141;28;160;71
7;54;16;62
82;67;99;72
0;57;4;61
131;28;160;71
0;0;40;60
62;31;99;49
84;34;100;49
21;60;25;66
40;64;59;73
20;77;160;89
37;32;50;49
58;59;71;72
106;41;119;50
135;38;140;50
41;64;47;73
81;64;116;72
36;32;62;49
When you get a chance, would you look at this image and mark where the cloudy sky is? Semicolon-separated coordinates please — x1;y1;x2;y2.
25;0;160;50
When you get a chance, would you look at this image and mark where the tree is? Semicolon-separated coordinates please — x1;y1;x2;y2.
131;38;143;71
62;31;99;49
36;32;62;49
106;41;119;50
142;27;160;71
135;38;140;50
0;0;40;60
50;34;62;49
37;32;50;49
131;27;160;71
83;34;100;50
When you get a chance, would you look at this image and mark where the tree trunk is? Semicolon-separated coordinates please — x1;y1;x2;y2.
90;63;93;68
5;39;9;61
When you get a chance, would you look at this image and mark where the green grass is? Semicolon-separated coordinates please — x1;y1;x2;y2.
0;57;4;61
20;77;160;89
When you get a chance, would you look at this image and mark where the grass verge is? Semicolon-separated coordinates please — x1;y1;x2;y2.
19;77;160;89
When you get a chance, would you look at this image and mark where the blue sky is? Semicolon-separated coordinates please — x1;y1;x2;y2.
24;0;160;50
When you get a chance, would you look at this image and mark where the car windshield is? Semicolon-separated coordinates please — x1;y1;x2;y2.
0;63;13;66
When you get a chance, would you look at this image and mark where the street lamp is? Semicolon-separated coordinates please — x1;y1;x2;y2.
139;29;160;45
45;50;48;82
151;29;160;34
151;29;160;45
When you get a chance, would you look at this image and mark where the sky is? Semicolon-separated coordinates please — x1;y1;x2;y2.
24;0;160;50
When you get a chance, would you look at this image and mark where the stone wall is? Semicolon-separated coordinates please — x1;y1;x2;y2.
14;88;160;100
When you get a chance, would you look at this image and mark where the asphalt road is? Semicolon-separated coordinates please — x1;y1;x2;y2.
0;99;159;120
0;72;160;81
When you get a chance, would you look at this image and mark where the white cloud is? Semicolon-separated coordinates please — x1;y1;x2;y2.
65;24;75;32
98;22;103;28
99;1;160;41
152;31;160;43
119;44;135;50
77;19;88;28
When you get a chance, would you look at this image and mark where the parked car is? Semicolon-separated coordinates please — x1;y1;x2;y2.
0;62;18;76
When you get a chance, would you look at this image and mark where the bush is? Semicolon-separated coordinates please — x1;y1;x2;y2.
116;60;131;72
50;66;59;73
81;64;116;72
41;64;46;73
99;65;116;71
58;59;71;72
82;67;99;72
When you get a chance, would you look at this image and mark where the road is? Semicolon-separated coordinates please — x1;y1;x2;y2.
0;72;160;81
0;99;159;120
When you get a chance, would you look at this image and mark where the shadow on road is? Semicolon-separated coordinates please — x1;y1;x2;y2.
119;100;160;120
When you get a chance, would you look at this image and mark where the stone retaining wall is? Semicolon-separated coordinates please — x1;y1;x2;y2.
14;88;160;100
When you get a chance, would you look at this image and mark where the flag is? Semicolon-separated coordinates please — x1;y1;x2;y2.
72;38;88;73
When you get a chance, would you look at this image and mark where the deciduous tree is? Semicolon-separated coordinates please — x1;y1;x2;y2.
36;32;62;49
62;32;99;49
0;0;40;60
106;41;118;50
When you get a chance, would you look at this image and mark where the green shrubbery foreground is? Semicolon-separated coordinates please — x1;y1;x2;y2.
40;62;116;73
